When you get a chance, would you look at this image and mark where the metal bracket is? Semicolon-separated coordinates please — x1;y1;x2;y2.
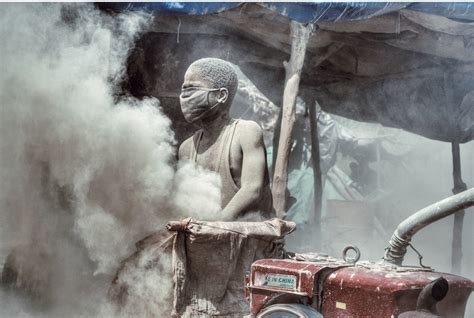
409;243;430;269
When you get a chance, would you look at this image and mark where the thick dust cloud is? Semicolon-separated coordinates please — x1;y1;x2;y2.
0;3;221;317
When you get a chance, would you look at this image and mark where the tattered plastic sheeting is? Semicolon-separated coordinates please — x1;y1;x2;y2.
170;218;295;317
231;65;279;146
282;108;365;224
276;105;410;224
316;71;474;143
107;2;241;16
103;2;474;22
261;2;474;22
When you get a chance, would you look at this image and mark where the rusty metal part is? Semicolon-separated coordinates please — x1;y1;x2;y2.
342;245;360;264
321;266;471;317
416;277;449;314
384;188;474;266
249;258;473;317
398;277;449;317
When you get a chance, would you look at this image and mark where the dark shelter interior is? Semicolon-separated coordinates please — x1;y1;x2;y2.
99;1;474;270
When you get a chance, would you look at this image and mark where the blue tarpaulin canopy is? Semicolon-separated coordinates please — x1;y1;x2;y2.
108;2;474;23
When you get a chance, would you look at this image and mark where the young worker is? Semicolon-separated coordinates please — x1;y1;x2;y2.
178;58;274;220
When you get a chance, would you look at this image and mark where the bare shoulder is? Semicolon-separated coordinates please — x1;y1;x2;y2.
178;136;194;160
236;120;264;147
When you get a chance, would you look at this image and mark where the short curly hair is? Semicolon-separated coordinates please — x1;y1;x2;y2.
188;58;238;105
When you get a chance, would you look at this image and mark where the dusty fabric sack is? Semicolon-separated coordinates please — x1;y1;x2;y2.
169;218;296;317
108;228;175;317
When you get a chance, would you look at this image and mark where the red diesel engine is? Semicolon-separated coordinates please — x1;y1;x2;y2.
246;189;474;317
246;255;472;317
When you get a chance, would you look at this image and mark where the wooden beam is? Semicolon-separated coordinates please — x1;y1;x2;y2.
272;41;344;174
318;9;474;36
210;3;293;54
385;17;474;62
308;42;345;68
318;12;407;34
401;9;474;36
272;21;312;218
318;22;474;62
320;62;474;86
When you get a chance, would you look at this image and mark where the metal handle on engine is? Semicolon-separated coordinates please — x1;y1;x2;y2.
342;245;361;264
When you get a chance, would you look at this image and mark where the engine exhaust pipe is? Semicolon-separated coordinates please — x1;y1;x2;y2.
398;277;449;317
416;277;449;314
384;188;474;266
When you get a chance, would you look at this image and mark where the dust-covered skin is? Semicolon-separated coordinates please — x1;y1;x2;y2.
178;58;273;220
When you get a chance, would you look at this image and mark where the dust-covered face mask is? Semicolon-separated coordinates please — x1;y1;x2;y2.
179;87;220;123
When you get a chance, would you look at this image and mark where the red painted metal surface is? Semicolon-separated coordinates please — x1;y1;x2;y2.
248;259;346;315
248;259;473;317
321;266;472;317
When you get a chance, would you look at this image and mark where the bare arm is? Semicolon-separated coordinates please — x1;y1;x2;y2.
178;137;192;161
221;121;267;220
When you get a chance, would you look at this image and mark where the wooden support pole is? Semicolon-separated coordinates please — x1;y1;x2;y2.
451;142;467;273
271;106;283;177
271;44;342;177
272;21;312;218
308;100;323;246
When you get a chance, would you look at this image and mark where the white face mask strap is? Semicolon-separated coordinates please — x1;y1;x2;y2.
199;100;220;121
206;88;227;107
216;88;228;104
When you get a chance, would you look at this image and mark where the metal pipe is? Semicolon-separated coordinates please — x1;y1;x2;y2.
416;277;448;314
398;277;449;318
384;188;474;266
